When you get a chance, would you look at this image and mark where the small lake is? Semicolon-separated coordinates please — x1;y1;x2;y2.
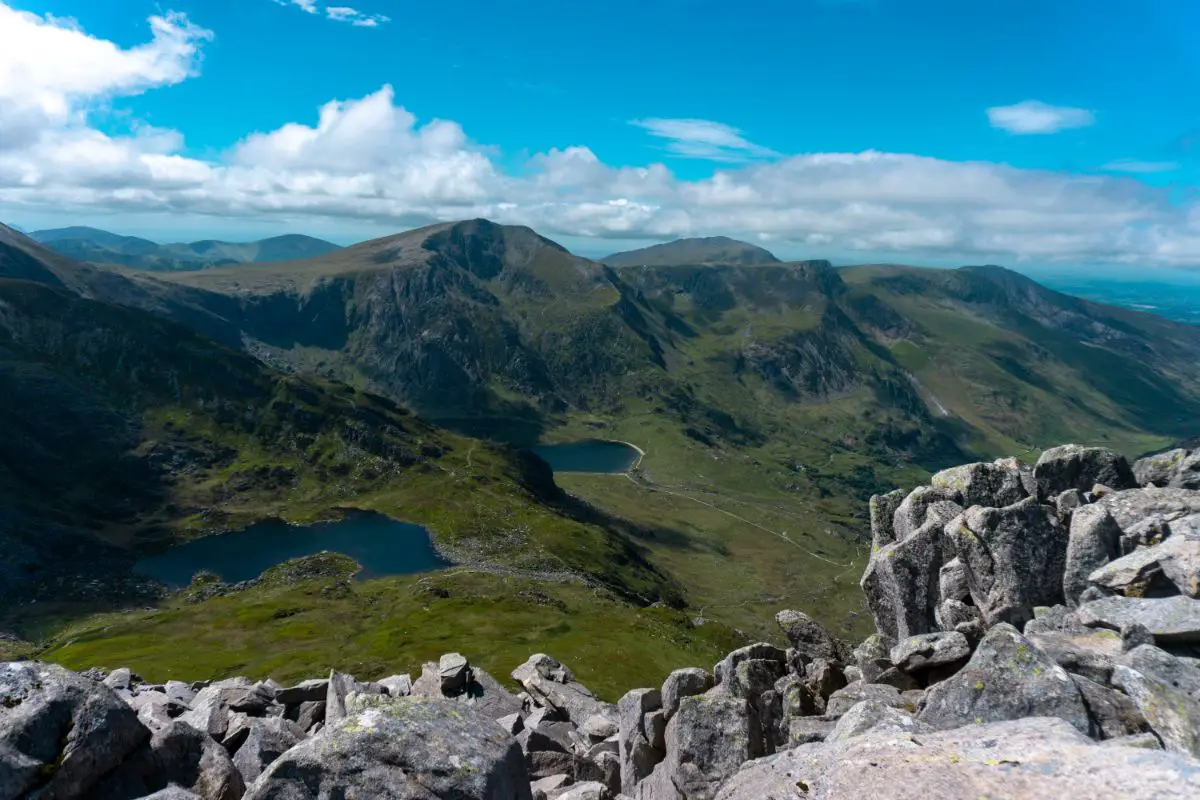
531;440;643;474
134;512;448;588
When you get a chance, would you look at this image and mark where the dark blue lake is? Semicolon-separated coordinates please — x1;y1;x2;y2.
135;512;448;588
531;440;643;474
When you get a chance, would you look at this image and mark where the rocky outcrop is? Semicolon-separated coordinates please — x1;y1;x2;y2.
0;662;150;799
4;442;1200;799
715;718;1200;800
243;695;530;800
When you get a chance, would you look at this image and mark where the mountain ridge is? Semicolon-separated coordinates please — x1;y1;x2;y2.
602;235;782;267
28;226;342;272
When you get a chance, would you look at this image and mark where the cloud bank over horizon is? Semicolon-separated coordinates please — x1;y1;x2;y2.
2;5;1199;267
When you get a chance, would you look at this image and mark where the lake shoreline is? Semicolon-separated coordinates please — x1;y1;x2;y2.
135;512;449;589
532;439;645;475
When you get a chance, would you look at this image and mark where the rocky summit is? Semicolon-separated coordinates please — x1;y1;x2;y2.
5;443;1200;799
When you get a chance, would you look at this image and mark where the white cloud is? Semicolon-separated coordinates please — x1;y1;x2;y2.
275;0;318;14
273;1;388;26
4;5;1200;267
987;100;1095;135
1102;159;1179;174
325;6;390;27
631;118;779;162
0;4;210;149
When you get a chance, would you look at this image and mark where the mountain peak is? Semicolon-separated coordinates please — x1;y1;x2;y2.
602;236;781;267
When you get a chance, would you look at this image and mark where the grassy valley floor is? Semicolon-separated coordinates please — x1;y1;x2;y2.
24;570;744;702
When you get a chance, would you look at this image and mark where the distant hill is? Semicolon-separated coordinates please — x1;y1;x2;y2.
28;227;342;272
602;236;781;267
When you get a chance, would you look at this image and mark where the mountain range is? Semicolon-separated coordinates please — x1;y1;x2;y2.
3;217;1199;676
29;226;341;271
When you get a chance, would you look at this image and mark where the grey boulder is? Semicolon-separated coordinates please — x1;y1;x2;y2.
93;719;245;800
931;459;1028;508
946;498;1068;629
892;487;963;541
890;631;971;674
1035;445;1137;499
1063;505;1123;606
660;669;712;723
0;661;150;800
513;655;604;725
136;788;204;800
851;634;894;684
1095;487;1200;532
824;682;910;718
231;716;305;785
918;623;1090;734
714;717;1200;800
1088;533;1199;597
657;693;760;800
869;489;905;550
242;695;531;799
1163;515;1200;596
617;688;662;793
774;609;845;662
556;781;609;800
1135;449;1191;488
1112;644;1200;757
827;700;930;742
378;674;413;698
274;679;327;706
861;507;954;640
1077;595;1200;643
439;652;470;694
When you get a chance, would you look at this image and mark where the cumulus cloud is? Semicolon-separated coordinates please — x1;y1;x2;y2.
631;118;779;162
3;5;1200;267
0;4;210;149
987;100;1095;135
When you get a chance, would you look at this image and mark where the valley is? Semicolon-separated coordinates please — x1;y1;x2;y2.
4;219;1200;690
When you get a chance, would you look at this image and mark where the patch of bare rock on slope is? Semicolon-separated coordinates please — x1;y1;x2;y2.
5;442;1200;798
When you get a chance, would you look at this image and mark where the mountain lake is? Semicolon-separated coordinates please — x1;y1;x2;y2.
134;511;448;588
530;440;643;473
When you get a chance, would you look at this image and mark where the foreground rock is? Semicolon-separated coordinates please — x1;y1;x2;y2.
0;662;149;799
919;624;1090;733
946;499;1068;629
1035;445;1137;499
243;695;530;799
1112;644;1200;757
715;718;1200;799
95;720;245;800
1077;595;1200;643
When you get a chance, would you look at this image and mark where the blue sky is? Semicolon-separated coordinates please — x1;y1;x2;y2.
3;0;1200;267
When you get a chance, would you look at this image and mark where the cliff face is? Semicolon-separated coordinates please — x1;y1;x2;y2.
7;442;1200;799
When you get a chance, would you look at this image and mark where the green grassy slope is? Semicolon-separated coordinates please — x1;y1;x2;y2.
0;277;683;614
34;569;746;701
